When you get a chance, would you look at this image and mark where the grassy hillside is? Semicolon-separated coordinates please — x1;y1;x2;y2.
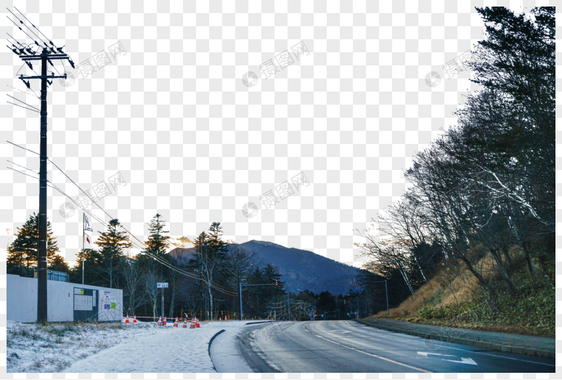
372;248;555;337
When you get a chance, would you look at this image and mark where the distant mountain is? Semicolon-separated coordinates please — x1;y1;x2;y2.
168;240;366;295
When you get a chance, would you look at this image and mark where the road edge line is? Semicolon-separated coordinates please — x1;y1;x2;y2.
356;319;554;360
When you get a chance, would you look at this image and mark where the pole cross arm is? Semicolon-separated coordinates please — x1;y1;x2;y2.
19;74;67;80
19;53;69;61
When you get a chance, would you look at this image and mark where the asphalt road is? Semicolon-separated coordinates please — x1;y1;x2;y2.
236;320;555;373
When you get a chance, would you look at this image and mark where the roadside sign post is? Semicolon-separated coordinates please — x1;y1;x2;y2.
157;282;168;325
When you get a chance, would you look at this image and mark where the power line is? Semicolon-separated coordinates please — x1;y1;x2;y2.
8;141;241;297
6;84;40;100
8;163;108;228
7;8;49;48
7;140;115;221
7;94;40;112
7;166;39;181
14;6;55;47
6;100;39;113
6;140;44;157
6;15;41;47
7;159;38;174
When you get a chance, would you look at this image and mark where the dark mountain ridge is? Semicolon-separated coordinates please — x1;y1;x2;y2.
169;240;366;295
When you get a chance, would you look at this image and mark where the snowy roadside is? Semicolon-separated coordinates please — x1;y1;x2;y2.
64;320;251;373
7;319;255;373
7;319;160;372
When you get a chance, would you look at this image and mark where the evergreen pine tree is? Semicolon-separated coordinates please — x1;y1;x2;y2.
7;213;59;277
95;219;131;288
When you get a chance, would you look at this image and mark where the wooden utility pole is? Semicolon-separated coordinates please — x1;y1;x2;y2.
8;7;74;322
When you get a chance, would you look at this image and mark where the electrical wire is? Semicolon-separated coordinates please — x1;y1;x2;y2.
6;84;40;100
7;101;39;113
8;144;241;296
7;8;49;48
6;15;40;47
14;6;55;46
6;94;39;112
7;159;37;174
7;166;39;181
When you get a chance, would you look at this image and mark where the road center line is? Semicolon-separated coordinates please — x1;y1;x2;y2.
304;324;432;373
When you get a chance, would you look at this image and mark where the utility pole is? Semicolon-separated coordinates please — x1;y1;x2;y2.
385;279;390;317
82;213;85;285
239;282;243;321
7;8;75;323
370;280;390;317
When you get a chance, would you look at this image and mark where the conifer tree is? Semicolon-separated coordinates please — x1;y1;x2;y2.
7;213;59;277
95;219;131;288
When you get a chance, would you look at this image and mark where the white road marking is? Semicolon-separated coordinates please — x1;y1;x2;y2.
418;352;477;365
304;324;431;373
442;345;555;367
356;322;554;368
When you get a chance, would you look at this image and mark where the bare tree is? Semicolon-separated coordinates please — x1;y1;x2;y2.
122;256;146;315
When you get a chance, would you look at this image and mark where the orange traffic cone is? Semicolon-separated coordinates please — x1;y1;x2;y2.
182;318;188;328
196;318;200;328
157;316;162;326
133;315;137;323
163;316;167;326
189;318;196;329
125;315;130;324
173;317;179;327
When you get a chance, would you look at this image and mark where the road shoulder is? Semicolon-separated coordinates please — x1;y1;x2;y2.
210;322;277;373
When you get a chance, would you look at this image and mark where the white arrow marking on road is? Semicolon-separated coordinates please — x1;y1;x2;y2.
444;357;477;365
418;352;477;366
305;325;432;372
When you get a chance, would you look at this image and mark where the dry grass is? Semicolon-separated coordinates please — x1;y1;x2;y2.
369;247;554;337
375;249;512;319
373;263;479;318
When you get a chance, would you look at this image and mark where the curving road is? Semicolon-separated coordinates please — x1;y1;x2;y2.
235;320;555;373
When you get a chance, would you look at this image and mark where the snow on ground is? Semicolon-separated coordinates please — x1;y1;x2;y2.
7;319;254;373
7;319;160;373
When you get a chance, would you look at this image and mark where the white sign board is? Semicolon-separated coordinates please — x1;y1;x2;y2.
157;282;168;288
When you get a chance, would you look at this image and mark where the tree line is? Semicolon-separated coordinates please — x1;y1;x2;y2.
7;214;289;320
7;213;385;320
357;7;554;307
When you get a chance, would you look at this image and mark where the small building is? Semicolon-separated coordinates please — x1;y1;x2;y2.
7;274;123;323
